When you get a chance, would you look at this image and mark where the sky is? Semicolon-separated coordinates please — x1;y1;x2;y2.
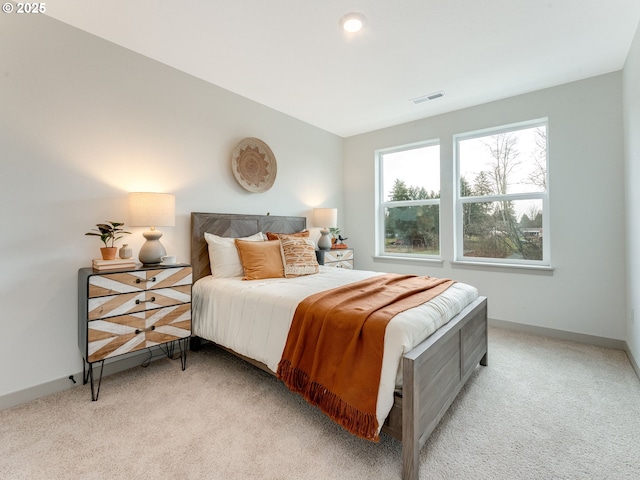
381;143;440;201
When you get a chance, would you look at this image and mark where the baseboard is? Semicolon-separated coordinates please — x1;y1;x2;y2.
489;318;627;350
625;342;640;380
0;347;173;411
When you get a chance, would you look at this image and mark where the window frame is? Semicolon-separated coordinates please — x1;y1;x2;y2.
375;139;441;260
453;118;550;267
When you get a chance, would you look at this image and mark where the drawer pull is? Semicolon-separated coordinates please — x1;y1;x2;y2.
134;326;156;335
135;296;156;305
135;277;157;284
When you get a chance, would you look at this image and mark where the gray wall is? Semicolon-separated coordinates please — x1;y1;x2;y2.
343;73;627;341
0;14;343;400
624;21;640;367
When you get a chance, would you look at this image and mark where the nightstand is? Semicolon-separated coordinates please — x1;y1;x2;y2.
315;248;354;269
78;264;192;400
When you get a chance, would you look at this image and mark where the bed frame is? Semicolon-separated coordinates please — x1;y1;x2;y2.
190;212;488;480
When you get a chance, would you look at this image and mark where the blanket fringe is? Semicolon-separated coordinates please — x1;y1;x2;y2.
277;359;380;442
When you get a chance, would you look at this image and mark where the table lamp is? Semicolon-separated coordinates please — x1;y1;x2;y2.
313;207;337;251
128;192;175;265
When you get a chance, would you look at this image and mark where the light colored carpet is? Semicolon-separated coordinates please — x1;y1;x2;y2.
1;327;639;480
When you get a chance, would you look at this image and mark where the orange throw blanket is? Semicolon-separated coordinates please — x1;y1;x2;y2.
276;273;455;441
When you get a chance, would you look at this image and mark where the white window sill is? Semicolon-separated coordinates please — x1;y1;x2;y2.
373;255;445;266
372;255;554;273
450;260;554;273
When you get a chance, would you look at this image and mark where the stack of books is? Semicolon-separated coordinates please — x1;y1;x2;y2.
92;258;137;271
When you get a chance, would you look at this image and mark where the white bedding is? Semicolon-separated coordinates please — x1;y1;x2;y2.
192;266;478;432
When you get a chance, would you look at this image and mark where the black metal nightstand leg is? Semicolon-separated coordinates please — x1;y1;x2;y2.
83;358;104;401
179;337;189;370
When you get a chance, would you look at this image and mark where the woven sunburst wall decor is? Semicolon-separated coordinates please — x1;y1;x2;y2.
231;137;277;193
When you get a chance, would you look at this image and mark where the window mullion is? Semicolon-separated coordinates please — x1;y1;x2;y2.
460;192;545;204
382;199;440;208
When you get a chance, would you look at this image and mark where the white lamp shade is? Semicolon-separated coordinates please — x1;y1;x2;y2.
313;208;337;228
128;192;176;227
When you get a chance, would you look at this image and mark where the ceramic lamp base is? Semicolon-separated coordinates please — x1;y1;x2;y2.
138;229;166;265
317;229;332;251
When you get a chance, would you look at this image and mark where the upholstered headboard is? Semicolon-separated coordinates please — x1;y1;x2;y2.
190;212;307;282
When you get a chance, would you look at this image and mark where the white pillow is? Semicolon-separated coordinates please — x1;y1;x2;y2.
204;232;264;278
306;227;322;249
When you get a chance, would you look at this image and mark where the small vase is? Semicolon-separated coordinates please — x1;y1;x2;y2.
100;247;118;260
119;244;133;259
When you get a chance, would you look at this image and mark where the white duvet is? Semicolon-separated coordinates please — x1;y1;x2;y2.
192;266;478;433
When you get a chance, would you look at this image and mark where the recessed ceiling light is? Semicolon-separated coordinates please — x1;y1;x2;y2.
340;13;366;33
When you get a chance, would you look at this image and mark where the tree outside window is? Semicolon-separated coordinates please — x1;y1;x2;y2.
456;120;549;265
378;142;440;257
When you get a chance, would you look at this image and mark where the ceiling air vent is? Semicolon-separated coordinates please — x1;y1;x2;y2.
411;91;445;104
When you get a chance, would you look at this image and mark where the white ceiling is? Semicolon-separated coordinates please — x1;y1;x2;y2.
45;0;640;137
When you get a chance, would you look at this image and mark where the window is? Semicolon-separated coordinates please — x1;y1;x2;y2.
454;119;549;266
376;141;440;258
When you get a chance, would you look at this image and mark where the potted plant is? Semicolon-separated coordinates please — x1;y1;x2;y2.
329;227;341;245
85;221;131;260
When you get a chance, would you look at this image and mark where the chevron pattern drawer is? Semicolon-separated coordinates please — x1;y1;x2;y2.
78;264;192;400
315;248;354;269
88;285;192;320
88;268;192;297
87;303;191;363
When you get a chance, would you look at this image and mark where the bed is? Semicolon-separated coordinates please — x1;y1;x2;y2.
190;212;488;480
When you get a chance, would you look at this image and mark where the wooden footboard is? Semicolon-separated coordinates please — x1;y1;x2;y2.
398;296;487;480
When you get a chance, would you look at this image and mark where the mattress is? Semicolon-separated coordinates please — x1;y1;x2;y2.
192;266;478;432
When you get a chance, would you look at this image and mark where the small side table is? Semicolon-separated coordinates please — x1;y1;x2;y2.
315;248;354;269
78;264;192;400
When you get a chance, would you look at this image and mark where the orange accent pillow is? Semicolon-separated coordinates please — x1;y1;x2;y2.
265;230;309;241
235;239;285;280
280;237;319;278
